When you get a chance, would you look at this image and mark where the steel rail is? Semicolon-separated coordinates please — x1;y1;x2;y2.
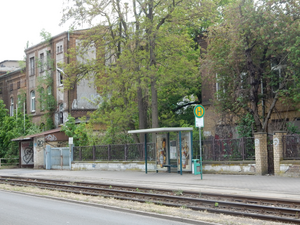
0;176;300;224
1;175;299;208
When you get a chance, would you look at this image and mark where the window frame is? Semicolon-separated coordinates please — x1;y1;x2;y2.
30;57;35;76
39;53;44;73
30;90;36;112
10;97;14;116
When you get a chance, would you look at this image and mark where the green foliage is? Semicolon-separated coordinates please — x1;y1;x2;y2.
0;100;40;158
61;116;88;146
90;125;135;145
237;113;254;138
60;0;219;138
286;122;300;135
201;0;300;132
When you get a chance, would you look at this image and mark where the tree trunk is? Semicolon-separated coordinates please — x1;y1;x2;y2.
138;86;147;143
151;80;159;128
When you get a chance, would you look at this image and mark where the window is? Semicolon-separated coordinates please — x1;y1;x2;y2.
40;88;44;111
17;81;20;89
30;91;35;112
59;103;64;124
39;53;44;73
47;86;52;109
215;74;226;100
24;94;27;114
271;64;286;94
10;84;13;91
47;86;52;95
17;95;21;110
47;51;51;69
58;71;63;86
0;83;2;94
10;97;14;116
57;46;59;53
30;57;35;75
60;45;63;52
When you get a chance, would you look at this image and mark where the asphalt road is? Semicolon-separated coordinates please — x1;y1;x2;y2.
0;191;189;225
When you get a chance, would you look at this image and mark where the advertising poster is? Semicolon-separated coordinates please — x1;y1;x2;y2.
156;134;168;170
177;132;191;171
21;141;34;165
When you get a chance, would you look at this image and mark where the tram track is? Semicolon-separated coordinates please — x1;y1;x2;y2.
1;176;300;224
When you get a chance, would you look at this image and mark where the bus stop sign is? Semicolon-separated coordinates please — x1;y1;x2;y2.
194;105;205;118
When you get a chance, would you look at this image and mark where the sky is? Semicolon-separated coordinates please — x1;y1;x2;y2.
0;0;72;62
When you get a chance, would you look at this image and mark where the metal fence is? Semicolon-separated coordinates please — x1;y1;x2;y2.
283;135;300;160
73;143;155;161
198;137;255;161
73;137;255;162
0;158;19;168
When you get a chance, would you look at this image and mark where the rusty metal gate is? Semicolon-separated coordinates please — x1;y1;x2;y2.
267;134;274;175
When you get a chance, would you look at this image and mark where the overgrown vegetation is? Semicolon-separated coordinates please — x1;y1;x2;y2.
0;100;41;159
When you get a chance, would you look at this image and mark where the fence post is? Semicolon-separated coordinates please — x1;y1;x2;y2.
212;137;215;161
124;144;127;161
108;145;111;161
242;137;245;161
93;146;96;161
254;132;268;175
79;147;82;161
273;131;286;176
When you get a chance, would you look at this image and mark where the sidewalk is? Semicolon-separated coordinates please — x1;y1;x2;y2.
0;169;299;201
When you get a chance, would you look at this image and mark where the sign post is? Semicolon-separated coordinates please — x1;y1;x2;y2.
194;105;205;180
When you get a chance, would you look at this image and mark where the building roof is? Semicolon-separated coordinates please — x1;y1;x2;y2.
128;127;193;134
11;128;62;141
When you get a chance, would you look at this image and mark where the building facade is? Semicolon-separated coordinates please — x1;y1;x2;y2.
0;30;99;129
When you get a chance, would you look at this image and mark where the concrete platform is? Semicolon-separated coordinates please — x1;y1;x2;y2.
0;169;299;201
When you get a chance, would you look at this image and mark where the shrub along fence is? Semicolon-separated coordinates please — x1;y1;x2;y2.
0;158;19;168
73;137;255;162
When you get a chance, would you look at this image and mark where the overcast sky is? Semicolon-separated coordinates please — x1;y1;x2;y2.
0;0;71;62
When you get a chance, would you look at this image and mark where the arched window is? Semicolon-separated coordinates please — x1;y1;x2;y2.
30;91;35;112
10;97;14;116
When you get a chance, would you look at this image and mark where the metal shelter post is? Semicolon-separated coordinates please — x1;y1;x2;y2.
179;131;182;175
199;127;203;180
144;133;147;174
190;131;193;162
167;132;170;173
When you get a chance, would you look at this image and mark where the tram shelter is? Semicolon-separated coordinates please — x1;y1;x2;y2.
128;127;193;175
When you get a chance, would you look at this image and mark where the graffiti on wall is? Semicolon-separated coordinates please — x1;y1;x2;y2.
21;141;34;165
37;139;44;147
45;134;57;141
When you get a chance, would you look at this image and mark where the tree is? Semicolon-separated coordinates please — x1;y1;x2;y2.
0;100;40;158
201;0;300;133
61;0;216;142
61;116;89;146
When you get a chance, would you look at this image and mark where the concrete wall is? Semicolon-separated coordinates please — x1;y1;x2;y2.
202;161;256;175
33;136;45;169
278;161;300;177
72;161;160;172
71;161;255;174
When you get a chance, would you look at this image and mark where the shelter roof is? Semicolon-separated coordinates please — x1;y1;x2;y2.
11;128;63;141
128;127;193;134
